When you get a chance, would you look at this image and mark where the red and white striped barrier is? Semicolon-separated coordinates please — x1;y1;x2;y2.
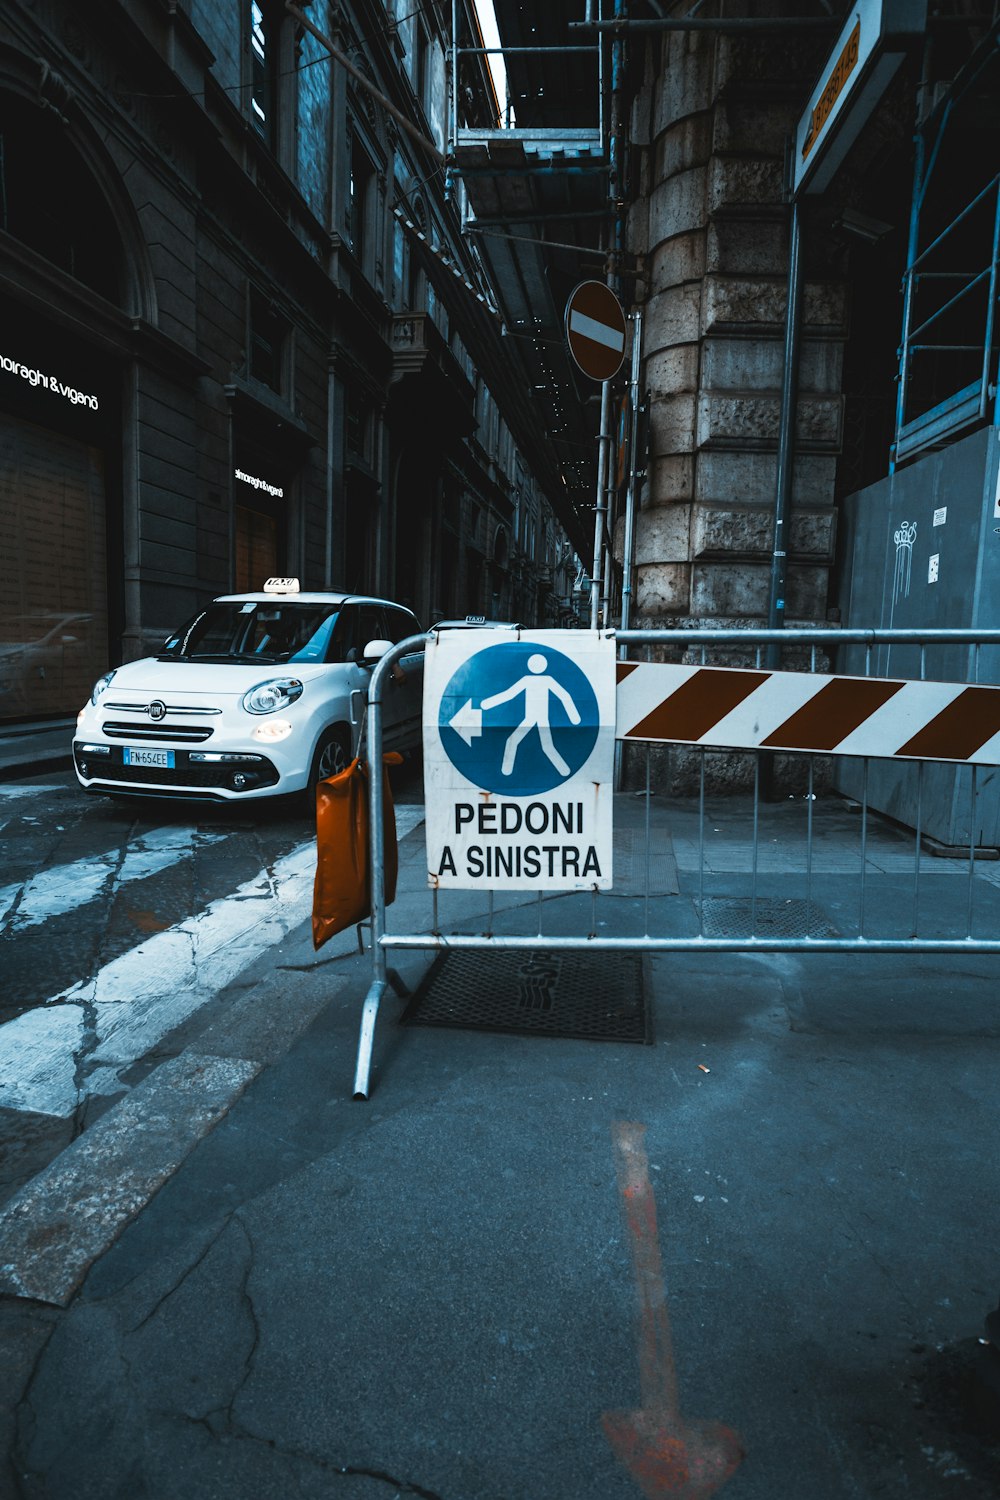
615;662;1000;765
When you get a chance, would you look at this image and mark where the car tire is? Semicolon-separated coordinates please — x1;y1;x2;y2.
304;724;352;814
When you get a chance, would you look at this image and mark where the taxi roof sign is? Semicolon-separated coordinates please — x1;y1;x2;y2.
263;577;300;594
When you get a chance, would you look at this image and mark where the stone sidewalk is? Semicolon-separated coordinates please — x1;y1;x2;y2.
0;720;74;780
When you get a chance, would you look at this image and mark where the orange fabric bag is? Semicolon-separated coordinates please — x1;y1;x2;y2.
312;752;403;949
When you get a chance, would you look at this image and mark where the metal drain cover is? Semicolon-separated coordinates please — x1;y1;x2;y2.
699;897;839;939
400;950;651;1043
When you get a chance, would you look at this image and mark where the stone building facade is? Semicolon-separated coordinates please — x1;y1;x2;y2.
0;0;575;729
623;26;850;630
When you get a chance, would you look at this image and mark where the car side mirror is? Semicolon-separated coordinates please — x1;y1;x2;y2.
362;638;393;662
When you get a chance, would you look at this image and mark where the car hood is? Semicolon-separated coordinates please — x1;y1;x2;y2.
100;658;335;696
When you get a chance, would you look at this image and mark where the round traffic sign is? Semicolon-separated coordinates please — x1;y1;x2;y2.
438;641;601;796
564;280;627;382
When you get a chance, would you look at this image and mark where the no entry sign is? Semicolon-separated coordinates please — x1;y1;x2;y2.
423;629;616;890
564;280;627;382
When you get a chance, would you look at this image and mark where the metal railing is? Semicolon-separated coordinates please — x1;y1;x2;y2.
449;0;604;149
894;172;1000;465
353;627;1000;1097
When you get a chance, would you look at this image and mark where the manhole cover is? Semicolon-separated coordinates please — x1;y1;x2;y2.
699;897;839;939
400;950;651;1043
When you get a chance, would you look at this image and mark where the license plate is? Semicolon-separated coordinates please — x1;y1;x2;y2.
123;746;174;769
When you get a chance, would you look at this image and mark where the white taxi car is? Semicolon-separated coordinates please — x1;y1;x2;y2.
73;580;424;804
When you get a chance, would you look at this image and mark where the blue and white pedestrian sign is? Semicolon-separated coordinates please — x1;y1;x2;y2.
424;629;615;890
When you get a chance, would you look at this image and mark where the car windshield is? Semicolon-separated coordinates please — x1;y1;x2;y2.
161;602;343;665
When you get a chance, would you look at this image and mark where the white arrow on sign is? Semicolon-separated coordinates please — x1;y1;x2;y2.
448;699;483;745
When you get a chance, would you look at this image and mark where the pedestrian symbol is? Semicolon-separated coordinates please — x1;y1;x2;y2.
439;642;600;795
485;653;581;777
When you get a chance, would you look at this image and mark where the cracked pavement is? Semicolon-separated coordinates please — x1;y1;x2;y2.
1;771;1000;1497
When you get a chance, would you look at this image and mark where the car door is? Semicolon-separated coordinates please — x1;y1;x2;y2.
330;603;381;757
380;606;424;752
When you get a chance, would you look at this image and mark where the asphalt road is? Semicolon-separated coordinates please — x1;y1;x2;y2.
0;765;426;1203
1;769;999;1499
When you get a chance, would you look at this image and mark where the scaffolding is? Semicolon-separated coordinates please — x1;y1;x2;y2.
892;26;1000;467
443;1;620;600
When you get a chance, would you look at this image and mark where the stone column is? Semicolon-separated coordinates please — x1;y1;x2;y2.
626;29;846;631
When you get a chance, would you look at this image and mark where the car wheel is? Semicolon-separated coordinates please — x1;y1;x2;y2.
304;725;351;813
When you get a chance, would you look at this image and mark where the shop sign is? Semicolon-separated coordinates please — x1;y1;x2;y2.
793;0;926;197
235;467;284;498
0;352;99;410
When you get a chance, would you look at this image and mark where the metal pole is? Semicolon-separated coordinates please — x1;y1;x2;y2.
893;131;925;468
615;309;642;789
609;0;624;295
352;633;424;1100
601;412;616;628
597;0;605;164
591;380;612;629
352;651;389;1100
620;311;642;639
572;14;836;29
324;360;335;587
596;0;626;632
978;180;1000;419
766;191;803;669
450;0;459;162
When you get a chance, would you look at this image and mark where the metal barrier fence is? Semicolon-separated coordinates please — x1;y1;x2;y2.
353;627;1000;1098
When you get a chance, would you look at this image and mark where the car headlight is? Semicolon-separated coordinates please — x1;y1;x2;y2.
253;718;293;743
90;670;116;705
242;678;304;715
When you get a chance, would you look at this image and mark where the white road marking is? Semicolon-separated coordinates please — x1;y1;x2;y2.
0;786;67;796
0;842;314;1117
0;1005;86;1117
0;804;426;1119
0;827;227;929
0;1052;261;1306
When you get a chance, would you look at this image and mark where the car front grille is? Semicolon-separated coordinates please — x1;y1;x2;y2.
74;745;280;794
101;720;214;743
102;701;222;716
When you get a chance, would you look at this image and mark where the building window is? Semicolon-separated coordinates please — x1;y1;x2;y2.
348;135;375;272
249;1;278;147
249;287;286;392
345;385;371;462
0;96;123;305
393;220;407;307
416;25;429;117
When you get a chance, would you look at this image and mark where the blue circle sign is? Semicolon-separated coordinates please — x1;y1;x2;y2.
438;642;600;796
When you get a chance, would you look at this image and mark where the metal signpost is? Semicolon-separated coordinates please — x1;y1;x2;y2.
564;280;628;634
423;628;616;891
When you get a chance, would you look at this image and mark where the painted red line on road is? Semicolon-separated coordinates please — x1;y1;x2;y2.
603;1122;743;1500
